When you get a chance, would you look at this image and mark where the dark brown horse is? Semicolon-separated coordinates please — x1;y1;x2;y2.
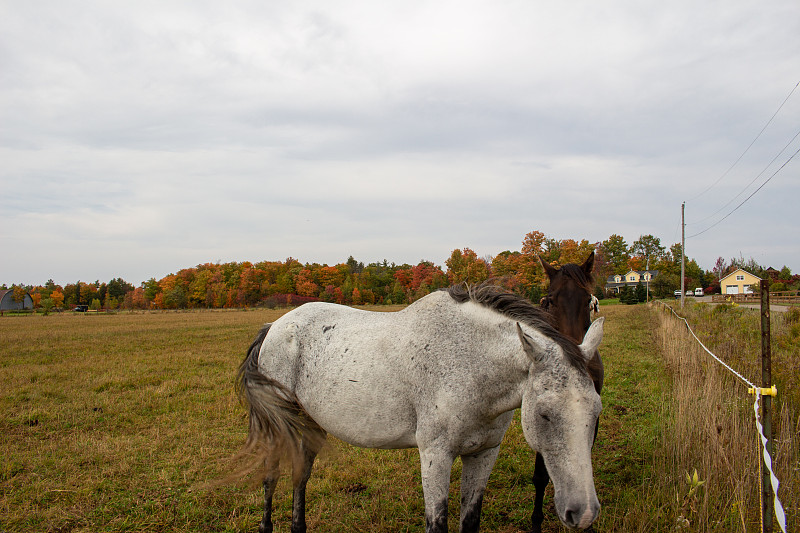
534;252;604;533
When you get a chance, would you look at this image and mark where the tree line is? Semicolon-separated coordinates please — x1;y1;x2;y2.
5;231;797;312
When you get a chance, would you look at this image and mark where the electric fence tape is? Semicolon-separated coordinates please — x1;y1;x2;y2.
658;302;786;532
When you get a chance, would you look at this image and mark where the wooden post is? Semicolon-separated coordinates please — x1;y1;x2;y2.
680;202;685;308
760;277;773;533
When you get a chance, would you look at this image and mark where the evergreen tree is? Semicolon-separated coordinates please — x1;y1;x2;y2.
634;281;647;303
619;286;635;305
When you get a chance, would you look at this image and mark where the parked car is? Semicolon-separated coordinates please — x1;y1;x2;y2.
674;290;682;299
694;288;704;297
73;305;89;312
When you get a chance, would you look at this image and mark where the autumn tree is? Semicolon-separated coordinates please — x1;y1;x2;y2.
352;287;363;305
521;231;547;258
189;268;213;307
295;269;319;298
557;239;594;266
518;230;549;298
491;251;527;293
50;289;64;308
10;286;28;308
237;267;263;306
318;265;346;289
394;261;447;302
445;248;491;285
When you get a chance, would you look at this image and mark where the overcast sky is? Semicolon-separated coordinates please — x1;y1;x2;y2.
2;1;799;286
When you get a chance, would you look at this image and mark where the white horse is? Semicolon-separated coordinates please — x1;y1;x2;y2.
236;283;603;532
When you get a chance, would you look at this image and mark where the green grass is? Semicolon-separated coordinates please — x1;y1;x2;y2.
1;305;669;532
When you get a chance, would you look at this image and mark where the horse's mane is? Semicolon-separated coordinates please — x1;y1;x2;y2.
551;262;595;294
445;282;588;372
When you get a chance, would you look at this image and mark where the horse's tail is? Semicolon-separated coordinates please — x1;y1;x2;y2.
235;324;325;478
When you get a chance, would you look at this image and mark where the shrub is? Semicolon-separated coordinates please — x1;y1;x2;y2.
784;306;800;325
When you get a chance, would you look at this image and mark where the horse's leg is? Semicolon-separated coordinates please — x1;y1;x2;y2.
290;438;322;533
530;452;549;533
259;452;281;533
419;447;454;533
459;445;501;533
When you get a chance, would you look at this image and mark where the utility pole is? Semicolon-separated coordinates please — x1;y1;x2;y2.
681;202;685;308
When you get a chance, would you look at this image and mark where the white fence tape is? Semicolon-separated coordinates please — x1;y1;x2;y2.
752;391;788;530
658;302;787;533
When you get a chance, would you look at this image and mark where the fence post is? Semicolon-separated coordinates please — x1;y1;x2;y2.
760;278;773;533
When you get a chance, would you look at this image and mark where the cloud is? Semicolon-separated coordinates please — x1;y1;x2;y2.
2;1;800;285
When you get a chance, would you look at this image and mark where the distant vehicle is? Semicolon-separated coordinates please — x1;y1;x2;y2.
686;291;694;296
73;305;89;312
694;288;704;297
674;290;682;299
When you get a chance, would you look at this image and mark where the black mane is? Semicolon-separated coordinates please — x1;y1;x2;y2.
445;282;588;372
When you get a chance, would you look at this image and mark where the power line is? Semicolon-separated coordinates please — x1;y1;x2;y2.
687;144;800;239
686;127;800;227
688;80;800;202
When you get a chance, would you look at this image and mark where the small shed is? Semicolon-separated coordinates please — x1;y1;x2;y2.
0;289;34;310
719;268;761;295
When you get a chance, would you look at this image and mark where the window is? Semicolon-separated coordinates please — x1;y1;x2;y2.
614;275;621;283
629;276;636;281
644;273;651;281
736;275;745;281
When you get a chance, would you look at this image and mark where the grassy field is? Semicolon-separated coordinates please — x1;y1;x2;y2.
0;303;757;532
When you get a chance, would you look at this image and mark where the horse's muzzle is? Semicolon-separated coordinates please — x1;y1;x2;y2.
562;497;600;530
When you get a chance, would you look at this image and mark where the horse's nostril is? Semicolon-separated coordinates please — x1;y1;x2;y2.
564;508;578;527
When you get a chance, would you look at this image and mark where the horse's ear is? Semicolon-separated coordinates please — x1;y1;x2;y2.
538;255;559;280
516;323;544;363
581;251;595;277
539;296;551;310
578;317;604;361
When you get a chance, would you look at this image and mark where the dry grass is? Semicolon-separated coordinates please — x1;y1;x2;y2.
652;301;799;532
1;305;677;532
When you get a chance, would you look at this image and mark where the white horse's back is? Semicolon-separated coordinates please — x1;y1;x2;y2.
257;292;522;450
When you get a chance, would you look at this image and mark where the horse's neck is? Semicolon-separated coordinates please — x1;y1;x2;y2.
454;304;540;400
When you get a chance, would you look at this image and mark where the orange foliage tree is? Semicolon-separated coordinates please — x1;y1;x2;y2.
50;289;65;308
445;248;491;285
25;229;689;311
